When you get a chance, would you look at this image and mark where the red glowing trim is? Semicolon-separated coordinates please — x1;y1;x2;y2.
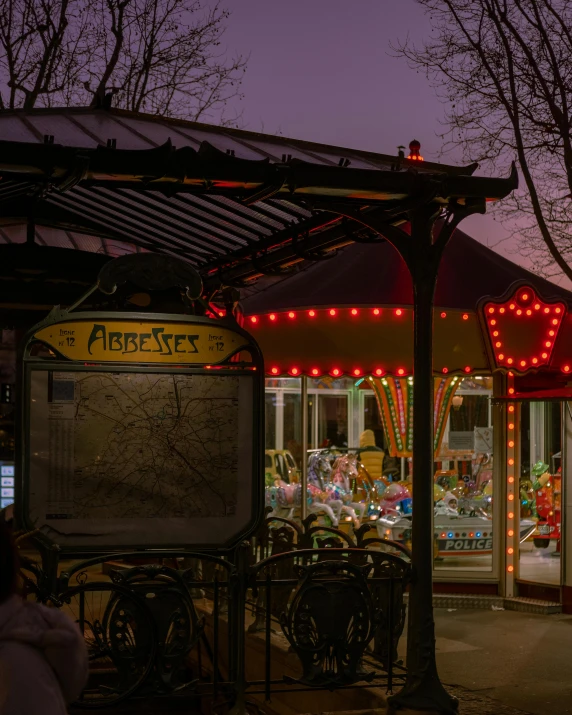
397;368;405;375
269;313;276;321
498;353;505;360
250;316;258;323
351;308;358;316
353;368;362;376
526;310;532;316
508;388;515;395
374;368;384;376
549;330;555;337
552;318;559;325
288;311;295;319
521;293;529;301
440;312;447;318
464;366;471;373
495;341;502;348
507;357;513;365
373;308;380;316
532;357;538;364
290;367;300;375
545;341;552;348
542;352;548;359
462;313;469;320
493;331;499;337
499;307;505;313
205;365;212;369
271;367;279;375
520;360;526;368
534;303;540;310
490;319;497;326
442;367;449;374
563;365;571;373
509;303;516;310
331;368;341;376
218;311;225;317
395;309;403;316
329;309;337;316
508;371;514;377
508;405;515;412
308;310;316;317
488;307;495;314
544;307;550;314
516;309;522;316
311;368;320;376
556;307;562;314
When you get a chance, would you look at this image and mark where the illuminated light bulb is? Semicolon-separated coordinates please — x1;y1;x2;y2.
521;293;529;301
532;357;538;364
508;476;515;484
464;366;471;373
329;309;337;317
375;368;383;376
508;547;514;555
542;352;548;359
331;368;341;376
353;368;362;376
288;311;296;319
397;368;405;376
508;388;515;395
205;365;212;369
308;310;316;317
507;357;514;365
271;367;279;375
493;331;499;337
508;529;514;537
556;307;562;313
508;494;515;502
498;353;505;360
509;303;516;310
508;565;514;573
534;303;541;310
441;312;447;318
544;307;550;314
508;371;514;377
250;316;258;323
549;330;555;337
508;512;514;519
552;318;558;325
290;367;299;375
462;313;469;320
508;440;515;448
563;365;571;373
488;307;495;314
520;360;526;367
490;319;497;326
373;308;380;316
496;341;502;348
395;309;403;316
526;310;532;316
500;307;506;313
545;341;552;348
269;313;276;321
311;368;320;376
509;423;514;430
218;311;225;317
508;458;515;465
351;308;358;316
442;367;449;374
508;406;515;413
516;309;522;316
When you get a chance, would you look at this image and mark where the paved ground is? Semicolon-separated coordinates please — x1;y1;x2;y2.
417;607;572;715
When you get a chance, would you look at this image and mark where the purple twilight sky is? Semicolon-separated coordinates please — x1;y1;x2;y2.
220;0;547;280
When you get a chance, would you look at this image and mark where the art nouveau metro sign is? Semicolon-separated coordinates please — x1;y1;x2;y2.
480;284;567;374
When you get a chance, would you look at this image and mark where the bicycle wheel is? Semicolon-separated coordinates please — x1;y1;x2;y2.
59;582;156;708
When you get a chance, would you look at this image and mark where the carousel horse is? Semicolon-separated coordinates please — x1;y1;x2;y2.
330;454;367;525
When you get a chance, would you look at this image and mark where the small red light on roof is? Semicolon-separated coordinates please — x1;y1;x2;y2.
373;308;380;316
397;368;405;376
271;367;279;375
395;309;403;316
351;308;358;316
269;313;276;321
250;316;258;323
290;366;300;375
563;365;571;373
311;368;320;376
329;309;337;317
331;368;341;376
498;353;504;360
556;307;562;314
464;366;471;373
288;311;295;319
488;307;495;314
375;368;383;376
308;310;316;317
440;312;447;318
534;303;540;310
353;368;362;376
442;367;448;374
462;313;469;320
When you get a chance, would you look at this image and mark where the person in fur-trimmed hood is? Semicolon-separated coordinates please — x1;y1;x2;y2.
0;521;88;714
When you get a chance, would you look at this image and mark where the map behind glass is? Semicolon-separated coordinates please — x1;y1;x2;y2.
41;372;239;520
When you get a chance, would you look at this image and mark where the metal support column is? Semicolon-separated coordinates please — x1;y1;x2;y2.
300;375;308;520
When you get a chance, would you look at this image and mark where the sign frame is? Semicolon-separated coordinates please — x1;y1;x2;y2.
17;309;265;553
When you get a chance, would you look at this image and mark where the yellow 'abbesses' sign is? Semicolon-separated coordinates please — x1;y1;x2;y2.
34;320;249;364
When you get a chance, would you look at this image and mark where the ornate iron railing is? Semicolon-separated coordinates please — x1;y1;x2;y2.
15;516;412;711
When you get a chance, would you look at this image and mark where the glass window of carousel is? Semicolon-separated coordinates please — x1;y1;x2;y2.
518;401;562;585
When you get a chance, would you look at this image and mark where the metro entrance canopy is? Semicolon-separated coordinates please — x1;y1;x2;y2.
0;107;518;715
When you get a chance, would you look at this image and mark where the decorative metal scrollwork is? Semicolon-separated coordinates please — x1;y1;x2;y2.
280;560;378;688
